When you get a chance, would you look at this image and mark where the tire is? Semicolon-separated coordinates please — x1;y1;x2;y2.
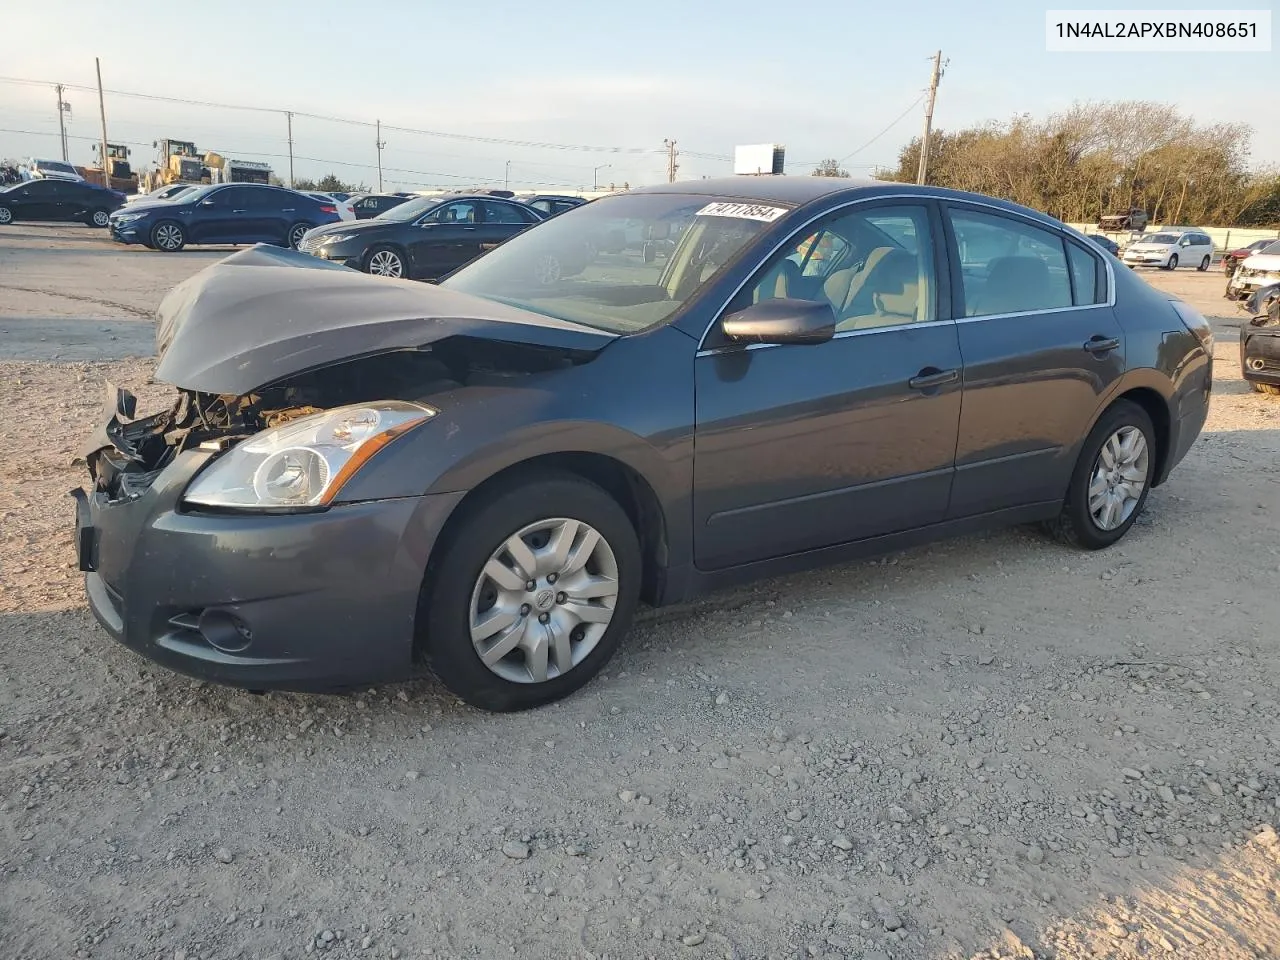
1253;383;1280;396
150;220;185;252
1198;255;1210;272
89;208;110;228
286;221;313;249
0;205;12;225
365;245;405;278
1165;253;1178;270
421;472;641;712
1044;399;1156;550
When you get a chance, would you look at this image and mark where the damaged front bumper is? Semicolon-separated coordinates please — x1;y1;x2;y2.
73;385;463;692
1239;283;1280;388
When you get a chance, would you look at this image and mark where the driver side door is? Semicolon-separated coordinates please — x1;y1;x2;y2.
692;201;963;570
407;200;478;279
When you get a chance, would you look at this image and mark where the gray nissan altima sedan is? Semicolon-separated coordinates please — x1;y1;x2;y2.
74;176;1213;711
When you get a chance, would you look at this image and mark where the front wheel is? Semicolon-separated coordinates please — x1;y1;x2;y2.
1165;253;1179;270
1198;255;1210;272
0;205;13;225
421;473;641;712
287;221;313;249
1044;399;1156;550
366;245;405;278
89;208;110;228
151;220;185;252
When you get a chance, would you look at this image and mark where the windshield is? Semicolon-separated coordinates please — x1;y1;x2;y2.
172;185;217;204
442;193;785;333
40;161;76;174
1261;240;1280;256
376;196;441;222
1142;233;1179;245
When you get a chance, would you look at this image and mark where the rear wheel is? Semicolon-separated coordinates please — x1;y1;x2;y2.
1165;253;1179;270
0;205;13;225
89;208;110;228
287;221;312;249
421;473;641;712
1044;400;1156;550
151;220;185;252
1198;255;1210;271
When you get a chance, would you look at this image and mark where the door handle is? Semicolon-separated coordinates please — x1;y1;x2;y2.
232;208;248;213
908;368;959;390
1084;336;1120;354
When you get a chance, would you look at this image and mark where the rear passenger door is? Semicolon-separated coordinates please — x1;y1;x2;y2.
943;204;1124;518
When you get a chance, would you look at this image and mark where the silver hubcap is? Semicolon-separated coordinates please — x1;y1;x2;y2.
469;518;619;684
156;224;181;249
369;250;402;277
290;225;307;247
0;208;12;224
93;210;109;226
1088;426;1149;531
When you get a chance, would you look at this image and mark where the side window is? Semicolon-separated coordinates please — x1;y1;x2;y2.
218;187;255;209
731;204;936;331
1066;241;1104;305
948;208;1072;317
482;201;530;224
436;201;477;224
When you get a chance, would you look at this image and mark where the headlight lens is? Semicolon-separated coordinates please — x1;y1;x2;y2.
183;401;435;510
320;233;356;244
112;212;146;223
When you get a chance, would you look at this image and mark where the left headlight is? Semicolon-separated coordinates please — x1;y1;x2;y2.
183;400;435;511
112;212;147;223
320;233;357;245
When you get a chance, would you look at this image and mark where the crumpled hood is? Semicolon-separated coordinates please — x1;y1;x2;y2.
152;244;615;395
1241;253;1280;272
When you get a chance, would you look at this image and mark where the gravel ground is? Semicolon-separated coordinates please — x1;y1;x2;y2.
2;227;1279;960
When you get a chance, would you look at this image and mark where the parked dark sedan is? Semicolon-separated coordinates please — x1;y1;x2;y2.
0;177;126;226
1085;233;1120;256
298;193;544;279
74;177;1212;712
107;183;341;251
348;193;412;219
522;194;588;217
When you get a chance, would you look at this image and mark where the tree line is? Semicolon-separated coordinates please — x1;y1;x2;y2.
815;102;1280;227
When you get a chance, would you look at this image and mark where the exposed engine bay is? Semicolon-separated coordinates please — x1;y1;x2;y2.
86;337;589;501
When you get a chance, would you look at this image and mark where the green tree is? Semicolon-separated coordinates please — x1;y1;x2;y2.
812;158;851;178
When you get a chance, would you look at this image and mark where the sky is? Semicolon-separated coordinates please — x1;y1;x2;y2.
1;0;1275;192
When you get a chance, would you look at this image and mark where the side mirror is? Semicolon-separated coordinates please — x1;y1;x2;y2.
200;199;216;206
721;298;836;346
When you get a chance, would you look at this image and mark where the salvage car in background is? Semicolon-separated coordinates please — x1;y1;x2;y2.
521;194;588;218
1227;240;1280;302
1239;281;1280;395
1222;237;1276;276
298;193;543;279
348;194;413;219
74;178;1212;712
125;183;198;205
0;178;126;226
108;183;342;251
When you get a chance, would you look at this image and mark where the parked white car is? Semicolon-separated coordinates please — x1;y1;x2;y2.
26;158;85;182
124;183;198;205
1121;229;1214;271
1227;240;1280;300
303;191;355;221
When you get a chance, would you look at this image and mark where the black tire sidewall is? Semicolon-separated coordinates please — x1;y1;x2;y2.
424;475;641;711
1198;255;1210;271
1167;254;1178;270
1063;401;1156;549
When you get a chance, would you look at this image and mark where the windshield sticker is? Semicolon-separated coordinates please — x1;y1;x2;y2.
695;201;787;223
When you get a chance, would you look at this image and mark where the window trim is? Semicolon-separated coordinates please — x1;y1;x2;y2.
1065;237;1106;307
699;197;951;354
696;193;1114;354
940;200;1113;323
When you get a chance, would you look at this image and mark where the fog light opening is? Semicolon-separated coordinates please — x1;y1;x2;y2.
198;609;254;654
1248;358;1266;371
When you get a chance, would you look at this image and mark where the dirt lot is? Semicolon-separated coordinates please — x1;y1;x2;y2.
2;225;1278;960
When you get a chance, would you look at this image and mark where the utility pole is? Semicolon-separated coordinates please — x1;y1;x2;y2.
664;139;678;183
286;111;295;188
54;84;71;162
94;58;110;189
375;119;385;192
505;160;511;190
916;50;944;186
593;163;611;190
